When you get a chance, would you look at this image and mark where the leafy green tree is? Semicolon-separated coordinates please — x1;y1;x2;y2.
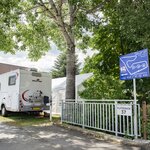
79;71;127;99
0;0;111;99
0;0;20;53
83;0;150;76
51;51;80;78
81;0;150;102
117;0;150;49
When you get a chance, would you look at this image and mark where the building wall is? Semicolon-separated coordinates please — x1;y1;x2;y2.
0;63;28;74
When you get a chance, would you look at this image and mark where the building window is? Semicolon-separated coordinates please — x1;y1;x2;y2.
8;75;16;86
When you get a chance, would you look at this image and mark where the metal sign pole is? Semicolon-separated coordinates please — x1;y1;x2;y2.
133;78;138;139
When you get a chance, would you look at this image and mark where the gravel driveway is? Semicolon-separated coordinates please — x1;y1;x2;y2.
0;123;141;150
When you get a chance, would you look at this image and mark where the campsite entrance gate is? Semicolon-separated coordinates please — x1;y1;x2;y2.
61;100;141;137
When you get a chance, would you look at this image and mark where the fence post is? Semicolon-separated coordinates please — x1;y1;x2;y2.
142;101;147;139
50;104;52;121
61;100;63;123
115;101;118;136
82;101;85;128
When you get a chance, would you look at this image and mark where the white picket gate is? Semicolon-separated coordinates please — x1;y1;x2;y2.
61;100;141;137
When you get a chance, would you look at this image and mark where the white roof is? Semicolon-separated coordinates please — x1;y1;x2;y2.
52;73;93;91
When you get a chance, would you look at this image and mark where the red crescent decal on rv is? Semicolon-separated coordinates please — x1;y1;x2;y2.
22;90;29;102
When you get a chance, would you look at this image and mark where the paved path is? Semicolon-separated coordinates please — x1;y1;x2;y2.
0;123;141;150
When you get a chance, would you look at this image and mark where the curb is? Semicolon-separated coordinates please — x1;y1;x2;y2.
56;123;150;149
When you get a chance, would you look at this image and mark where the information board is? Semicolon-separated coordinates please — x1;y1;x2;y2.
120;49;149;80
117;104;132;116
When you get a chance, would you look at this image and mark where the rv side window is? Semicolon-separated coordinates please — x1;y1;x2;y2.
8;75;16;86
0;83;1;91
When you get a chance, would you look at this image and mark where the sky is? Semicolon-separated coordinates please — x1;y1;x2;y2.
0;48;95;72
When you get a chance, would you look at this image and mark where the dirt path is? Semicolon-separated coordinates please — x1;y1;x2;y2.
0;123;140;150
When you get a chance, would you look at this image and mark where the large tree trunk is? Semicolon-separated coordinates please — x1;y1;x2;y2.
65;44;76;101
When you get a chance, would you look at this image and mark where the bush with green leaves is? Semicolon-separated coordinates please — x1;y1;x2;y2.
79;72;127;100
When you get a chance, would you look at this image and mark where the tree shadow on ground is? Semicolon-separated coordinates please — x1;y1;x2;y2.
0;120;141;150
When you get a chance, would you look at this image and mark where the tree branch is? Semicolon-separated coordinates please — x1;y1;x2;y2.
43;0;75;49
57;0;63;16
38;0;57;20
72;5;79;17
48;0;59;15
86;0;111;14
69;4;75;26
17;2;50;15
36;9;47;14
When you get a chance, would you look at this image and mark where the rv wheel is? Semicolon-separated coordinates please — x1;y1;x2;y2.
1;105;8;117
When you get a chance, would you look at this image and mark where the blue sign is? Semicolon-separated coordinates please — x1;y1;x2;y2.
120;49;150;80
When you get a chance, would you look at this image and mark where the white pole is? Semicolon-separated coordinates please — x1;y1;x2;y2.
75;85;77;102
133;79;138;139
115;100;118;136
82;101;85;129
49;103;52;121
49;95;52;121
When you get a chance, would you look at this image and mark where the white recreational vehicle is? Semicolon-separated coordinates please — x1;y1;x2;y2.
0;69;51;116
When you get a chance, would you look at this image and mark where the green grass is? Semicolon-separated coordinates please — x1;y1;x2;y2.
52;114;61;120
52;114;61;124
0;113;52;127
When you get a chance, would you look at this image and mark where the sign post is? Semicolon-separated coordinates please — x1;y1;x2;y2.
119;49;149;139
133;78;137;138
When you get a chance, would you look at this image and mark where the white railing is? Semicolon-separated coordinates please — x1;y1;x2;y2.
61;100;141;137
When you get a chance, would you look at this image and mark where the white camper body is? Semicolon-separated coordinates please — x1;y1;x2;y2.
0;69;51;116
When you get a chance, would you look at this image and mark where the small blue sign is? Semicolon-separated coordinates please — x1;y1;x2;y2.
120;49;150;80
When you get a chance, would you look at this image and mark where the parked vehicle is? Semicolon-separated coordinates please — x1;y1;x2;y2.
0;68;51;116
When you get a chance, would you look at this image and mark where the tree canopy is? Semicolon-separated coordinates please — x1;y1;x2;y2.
81;0;150;102
2;0;149;101
0;0;111;99
0;0;110;59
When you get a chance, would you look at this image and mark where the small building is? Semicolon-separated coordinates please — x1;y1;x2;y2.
0;63;28;74
52;73;93;115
